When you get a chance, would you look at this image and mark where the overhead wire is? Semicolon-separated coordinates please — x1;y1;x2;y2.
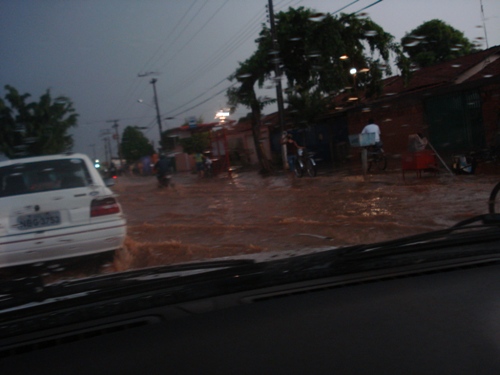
353;0;384;14
168;0;316;117
154;3;267;119
105;1;214;131
101;1;265;126
166;77;231;116
332;0;360;14
102;0;386;130
275;0;303;12
156;0;230;74
168;8;266;94
140;0;200;74
107;0;201;121
117;0;234;129
167;82;237;119
140;0;341;122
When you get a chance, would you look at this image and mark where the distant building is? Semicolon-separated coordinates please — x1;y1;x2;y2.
260;45;500;164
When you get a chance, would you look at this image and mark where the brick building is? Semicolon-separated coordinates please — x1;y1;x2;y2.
169;46;500;171
324;45;500;159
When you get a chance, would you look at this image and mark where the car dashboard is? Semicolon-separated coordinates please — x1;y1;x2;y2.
1;254;500;374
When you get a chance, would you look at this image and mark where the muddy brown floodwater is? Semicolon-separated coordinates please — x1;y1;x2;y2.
105;165;498;273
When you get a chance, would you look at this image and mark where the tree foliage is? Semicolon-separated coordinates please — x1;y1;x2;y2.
0;85;78;158
179;132;210;155
120;126;155;163
227;7;397;171
400;19;476;68
275;9;395;105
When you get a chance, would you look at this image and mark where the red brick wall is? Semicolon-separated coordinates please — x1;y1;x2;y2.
347;82;500;156
347;97;429;156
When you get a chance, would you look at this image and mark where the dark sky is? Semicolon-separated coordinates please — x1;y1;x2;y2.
1;0;498;160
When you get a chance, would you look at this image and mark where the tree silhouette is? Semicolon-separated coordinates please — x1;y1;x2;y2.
228;7;397;172
401;19;476;68
0;85;78;158
120;126;155;163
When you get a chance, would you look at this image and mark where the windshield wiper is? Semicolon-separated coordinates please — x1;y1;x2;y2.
3;215;500;320
331;214;500;262
252;215;500;281
0;259;259;312
2;216;500;343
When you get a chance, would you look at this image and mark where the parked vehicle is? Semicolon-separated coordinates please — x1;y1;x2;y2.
157;173;172;187
204;156;214;178
155;154;173;188
366;145;387;171
3;1;500;374
3;215;500;374
0;153;126;268
294;148;317;177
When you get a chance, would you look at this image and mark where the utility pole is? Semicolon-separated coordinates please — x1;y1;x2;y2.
138;72;164;153
267;0;287;169
106;119;123;167
103;137;110;165
150;78;164;153
100;129;112;166
100;129;111;166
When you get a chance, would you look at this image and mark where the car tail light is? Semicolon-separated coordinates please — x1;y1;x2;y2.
91;197;121;217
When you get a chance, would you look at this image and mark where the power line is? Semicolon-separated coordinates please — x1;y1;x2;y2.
167;83;236;119
157;0;230;74
275;0;303;12
150;0;211;73
110;0;234;127
332;0;360;14
106;0;387;133
168;8;266;94
167;76;230;115
140;0;199;73
353;0;384;14
107;1;201;118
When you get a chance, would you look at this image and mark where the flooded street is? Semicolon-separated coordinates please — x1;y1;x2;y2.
108;165;498;271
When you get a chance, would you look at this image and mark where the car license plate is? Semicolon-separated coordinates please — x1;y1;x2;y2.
17;211;61;230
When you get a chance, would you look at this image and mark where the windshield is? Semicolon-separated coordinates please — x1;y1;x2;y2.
0;1;500;308
0;158;91;196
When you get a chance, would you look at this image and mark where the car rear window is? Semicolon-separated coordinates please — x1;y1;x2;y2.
0;158;93;197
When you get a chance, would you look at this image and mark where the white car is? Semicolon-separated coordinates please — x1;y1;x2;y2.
0;153;126;268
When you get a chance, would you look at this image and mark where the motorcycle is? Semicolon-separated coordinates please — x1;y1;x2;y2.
204;158;214;178
294;148;317;177
157;173;172;188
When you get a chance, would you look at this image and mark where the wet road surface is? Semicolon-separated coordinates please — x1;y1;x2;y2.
108;165;498;271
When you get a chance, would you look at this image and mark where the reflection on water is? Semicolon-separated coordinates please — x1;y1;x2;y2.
34;168;498;281
112;170;494;267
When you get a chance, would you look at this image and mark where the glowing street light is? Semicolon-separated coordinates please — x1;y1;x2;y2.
349;68;358;101
215;109;230;124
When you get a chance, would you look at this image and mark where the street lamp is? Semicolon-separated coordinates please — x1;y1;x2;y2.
214;109;232;177
215;110;230;124
136;99;156;109
349;68;358;101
